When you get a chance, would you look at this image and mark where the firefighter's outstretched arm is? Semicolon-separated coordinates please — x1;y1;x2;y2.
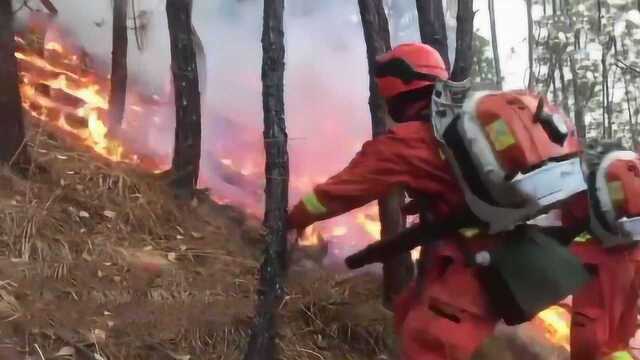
287;122;456;231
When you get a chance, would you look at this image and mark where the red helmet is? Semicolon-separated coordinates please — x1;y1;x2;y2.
374;43;449;99
587;150;640;247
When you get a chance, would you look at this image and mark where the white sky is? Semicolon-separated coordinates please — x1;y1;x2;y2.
19;0;532;91
474;0;529;89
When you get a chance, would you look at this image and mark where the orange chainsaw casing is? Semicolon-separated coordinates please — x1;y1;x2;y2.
474;91;581;175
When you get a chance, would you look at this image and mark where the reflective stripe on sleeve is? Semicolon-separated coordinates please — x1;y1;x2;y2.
302;192;327;215
604;350;634;360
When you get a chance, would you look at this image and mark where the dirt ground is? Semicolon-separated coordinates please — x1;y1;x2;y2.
0;127;569;359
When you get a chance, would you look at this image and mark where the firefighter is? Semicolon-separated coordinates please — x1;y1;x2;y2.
287;42;586;360
560;142;640;360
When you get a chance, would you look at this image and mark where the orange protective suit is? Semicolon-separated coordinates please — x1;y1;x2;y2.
563;193;640;360
288;121;499;360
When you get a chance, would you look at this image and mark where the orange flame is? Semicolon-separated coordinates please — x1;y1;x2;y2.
534;305;571;350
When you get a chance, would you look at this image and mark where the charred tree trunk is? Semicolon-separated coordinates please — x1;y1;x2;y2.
526;0;535;90
243;0;288;359
166;0;202;198
0;0;29;171
358;0;413;309
488;0;503;90
450;0;475;82
415;0;450;70
108;0;128;129
358;0;392;137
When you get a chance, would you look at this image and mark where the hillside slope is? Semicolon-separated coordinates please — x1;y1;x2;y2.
0;128;394;360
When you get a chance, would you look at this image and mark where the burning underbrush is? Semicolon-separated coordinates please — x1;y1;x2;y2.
0;128;399;359
2;14;584;360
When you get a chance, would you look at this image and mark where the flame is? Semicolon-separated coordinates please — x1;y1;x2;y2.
44;41;64;53
300;225;322;246
16;36;132;163
356;211;381;240
534;305;571;350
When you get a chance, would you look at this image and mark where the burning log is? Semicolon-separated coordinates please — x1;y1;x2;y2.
166;0;202;199
0;0;29;172
415;0;450;70
357;0;414;308
244;0;288;358
107;0;129;129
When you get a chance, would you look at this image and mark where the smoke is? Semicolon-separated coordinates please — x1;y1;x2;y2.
15;0;398;259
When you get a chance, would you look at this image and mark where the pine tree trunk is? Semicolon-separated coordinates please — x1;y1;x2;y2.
108;0;128;129
166;0;202;199
415;0;450;70
357;0;413;309
244;0;288;359
526;0;535;90
451;0;475;82
597;0;602;34
0;0;29;171
488;0;503;90
558;55;570;115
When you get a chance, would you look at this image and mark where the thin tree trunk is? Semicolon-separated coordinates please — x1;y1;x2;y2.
488;0;503;90
601;37;610;138
0;0;29;171
357;0;413;309
597;0;602;34
166;0;202;198
569;56;587;140
415;0;450;70
39;0;58;14
558;55;570;115
108;0;128;128
450;0;475;82
527;0;535;90
551;65;558;104
244;0;288;358
358;0;392;138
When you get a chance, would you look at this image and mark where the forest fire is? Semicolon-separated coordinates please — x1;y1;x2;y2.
16;36;129;162
12;22;577;353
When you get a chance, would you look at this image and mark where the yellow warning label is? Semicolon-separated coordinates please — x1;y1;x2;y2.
486;119;516;151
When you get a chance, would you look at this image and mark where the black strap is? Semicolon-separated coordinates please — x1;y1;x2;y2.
374;57;441;84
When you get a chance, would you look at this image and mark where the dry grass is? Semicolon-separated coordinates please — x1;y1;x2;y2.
0;125;393;360
0;123;571;360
